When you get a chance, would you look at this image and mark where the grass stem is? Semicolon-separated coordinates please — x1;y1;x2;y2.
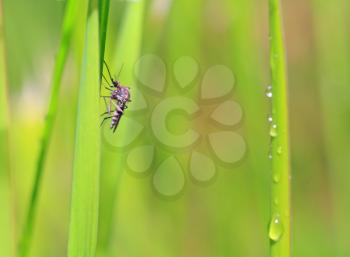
67;6;101;257
313;0;350;254
0;0;15;255
18;0;85;256
97;0;145;254
268;0;290;256
98;0;110;70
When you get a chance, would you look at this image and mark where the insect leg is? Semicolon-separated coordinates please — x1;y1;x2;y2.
108;98;112;114
102;73;111;85
117;63;124;80
100;95;110;111
103;60;114;82
101;98;113;116
100;74;114;97
103;85;113;91
103;97;108;112
100;111;110;116
102;97;111;114
100;116;112;127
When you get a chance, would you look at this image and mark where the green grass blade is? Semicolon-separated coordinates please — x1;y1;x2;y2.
67;6;101;257
18;0;85;256
268;0;290;257
312;0;350;255
111;0;145;79
0;1;15;256
97;0;145;254
98;0;110;69
226;0;269;253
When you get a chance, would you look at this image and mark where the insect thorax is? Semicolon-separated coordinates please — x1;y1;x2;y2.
112;86;130;103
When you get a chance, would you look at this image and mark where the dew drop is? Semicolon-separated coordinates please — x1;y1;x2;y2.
273;173;280;183
265;85;273;98
267;115;273;123
277;146;282;155
273;198;279;206
269;124;278;138
269;214;284;242
268;150;273;160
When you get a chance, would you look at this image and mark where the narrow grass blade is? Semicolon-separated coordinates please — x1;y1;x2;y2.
18;0;86;256
0;0;15;256
313;0;350;255
98;0;145;254
268;0;290;257
226;0;269;253
67;7;101;257
98;0;110;69
111;0;145;80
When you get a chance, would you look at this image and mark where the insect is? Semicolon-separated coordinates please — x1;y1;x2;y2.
100;61;131;133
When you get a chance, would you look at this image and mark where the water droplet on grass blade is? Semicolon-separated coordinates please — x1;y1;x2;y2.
265;85;273;98
270;124;278;137
268;115;273;123
277;146;282;155
269;214;284;242
273;173;280;183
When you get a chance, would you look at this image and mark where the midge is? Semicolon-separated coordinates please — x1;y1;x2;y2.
100;61;131;133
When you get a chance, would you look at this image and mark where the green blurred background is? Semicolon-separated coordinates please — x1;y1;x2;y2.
1;0;350;256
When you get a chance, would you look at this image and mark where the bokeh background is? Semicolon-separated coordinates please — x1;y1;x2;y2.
1;0;350;256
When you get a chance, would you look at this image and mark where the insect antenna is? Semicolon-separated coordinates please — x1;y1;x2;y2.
102;73;111;86
100;73;113;97
117;63;125;81
103;60;114;83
